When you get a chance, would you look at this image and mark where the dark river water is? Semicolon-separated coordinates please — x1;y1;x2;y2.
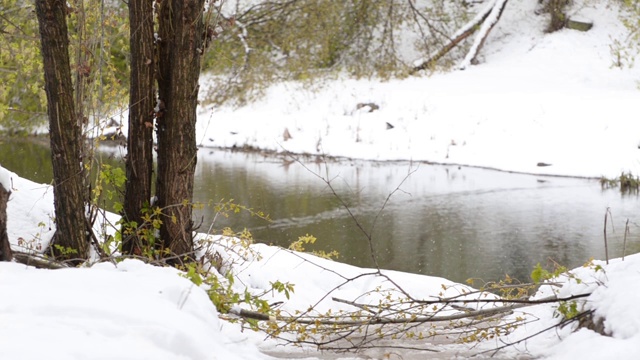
2;137;639;284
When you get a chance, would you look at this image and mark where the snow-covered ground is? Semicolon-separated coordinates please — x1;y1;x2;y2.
4;0;640;359
193;0;640;179
2;164;640;359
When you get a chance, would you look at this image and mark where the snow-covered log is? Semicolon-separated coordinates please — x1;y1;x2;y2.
411;0;509;73
566;18;593;32
459;0;509;70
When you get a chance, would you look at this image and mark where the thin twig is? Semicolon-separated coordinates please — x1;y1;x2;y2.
604;207;612;265
623;218;629;261
483;310;595;357
285;151;417;273
231;292;590;327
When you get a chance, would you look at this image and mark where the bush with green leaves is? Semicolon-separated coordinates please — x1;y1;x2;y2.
0;1;46;130
0;0;130;132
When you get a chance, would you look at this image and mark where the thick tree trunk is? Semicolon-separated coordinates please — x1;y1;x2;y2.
35;0;89;261
0;183;11;262
123;0;156;255
156;0;205;258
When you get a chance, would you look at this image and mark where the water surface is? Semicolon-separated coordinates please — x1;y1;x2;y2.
1;138;638;284
195;149;640;284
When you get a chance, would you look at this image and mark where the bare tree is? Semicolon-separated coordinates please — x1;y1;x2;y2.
35;0;89;262
154;0;206;259
34;0;206;262
123;0;156;255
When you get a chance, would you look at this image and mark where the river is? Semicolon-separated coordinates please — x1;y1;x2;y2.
1;137;638;284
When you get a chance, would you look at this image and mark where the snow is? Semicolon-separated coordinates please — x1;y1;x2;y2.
495;255;640;360
0;260;266;360
3;0;640;359
195;0;640;179
0;166;13;192
4;170;640;359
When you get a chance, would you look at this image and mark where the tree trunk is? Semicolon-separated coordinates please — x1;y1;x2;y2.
0;183;11;262
156;0;205;258
123;0;156;255
35;0;89;262
72;2;92;208
547;0;569;32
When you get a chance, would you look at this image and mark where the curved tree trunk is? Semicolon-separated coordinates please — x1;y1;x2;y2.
156;0;206;259
35;0;89;262
123;0;156;255
0;183;11;262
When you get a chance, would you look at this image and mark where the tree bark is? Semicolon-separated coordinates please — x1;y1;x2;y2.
35;0;89;261
123;0;156;255
0;183;11;262
156;0;205;258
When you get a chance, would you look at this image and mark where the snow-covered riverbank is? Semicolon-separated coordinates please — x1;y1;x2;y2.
4;0;640;358
2;164;640;359
188;0;640;179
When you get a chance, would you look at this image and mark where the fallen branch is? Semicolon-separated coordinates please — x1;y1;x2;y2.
483;310;595;357
411;0;497;73
229;306;274;321
228;293;591;326
13;251;70;269
459;0;509;69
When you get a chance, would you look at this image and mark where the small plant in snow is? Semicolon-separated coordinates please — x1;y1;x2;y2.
180;260;294;331
288;233;339;260
52;244;78;257
530;261;599;321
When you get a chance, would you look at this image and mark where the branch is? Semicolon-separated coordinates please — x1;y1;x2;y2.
459;0;509;69
410;0;508;75
411;0;497;73
227;293;591;327
13;251;70;269
483;310;595;357
285;152;417;272
229;306;274;321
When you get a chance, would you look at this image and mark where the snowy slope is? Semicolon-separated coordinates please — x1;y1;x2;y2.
196;0;640;178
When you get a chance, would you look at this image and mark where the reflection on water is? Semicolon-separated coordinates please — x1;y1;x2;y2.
194;149;640;284
0;137;53;184
2;138;639;284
